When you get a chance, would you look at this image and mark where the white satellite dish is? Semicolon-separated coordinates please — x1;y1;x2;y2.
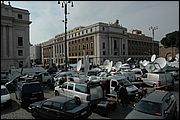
127;58;131;62
107;61;113;73
168;57;172;61
114;61;122;71
145;63;156;73
151;54;156;62
103;59;110;69
175;53;179;61
142;60;149;67
76;60;82;72
154;57;167;71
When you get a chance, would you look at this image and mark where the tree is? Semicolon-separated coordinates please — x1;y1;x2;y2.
160;31;179;48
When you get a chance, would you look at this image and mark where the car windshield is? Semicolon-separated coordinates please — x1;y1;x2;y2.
64;99;80;111
117;79;132;86
22;83;43;93
134;100;162;116
1;88;9;95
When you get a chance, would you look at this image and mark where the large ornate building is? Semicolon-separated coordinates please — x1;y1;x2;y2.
1;2;32;71
41;20;159;67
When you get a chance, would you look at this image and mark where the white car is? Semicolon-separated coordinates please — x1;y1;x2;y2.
1;85;11;107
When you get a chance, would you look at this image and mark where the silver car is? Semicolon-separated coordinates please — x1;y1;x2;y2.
125;90;177;119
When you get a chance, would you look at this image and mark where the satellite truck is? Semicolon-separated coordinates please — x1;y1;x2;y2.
141;54;175;90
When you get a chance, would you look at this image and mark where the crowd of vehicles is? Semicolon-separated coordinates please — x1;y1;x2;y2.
1;54;179;119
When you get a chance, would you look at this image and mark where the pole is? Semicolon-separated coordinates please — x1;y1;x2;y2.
64;3;68;71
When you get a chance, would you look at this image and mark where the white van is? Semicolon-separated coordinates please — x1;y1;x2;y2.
54;81;104;106
142;72;174;89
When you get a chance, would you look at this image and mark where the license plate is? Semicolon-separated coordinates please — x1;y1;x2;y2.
81;111;87;116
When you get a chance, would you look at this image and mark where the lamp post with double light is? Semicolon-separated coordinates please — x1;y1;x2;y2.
58;1;74;71
149;26;158;55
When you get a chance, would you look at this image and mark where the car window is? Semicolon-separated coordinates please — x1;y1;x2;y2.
135;100;162;116
111;80;117;87
1;88;9;95
75;84;87;94
64;99;79;111
42;101;52;108
22;83;43;93
52;102;62;110
68;83;74;90
62;82;68;88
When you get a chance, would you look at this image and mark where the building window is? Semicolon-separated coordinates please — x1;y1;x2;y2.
82;31;84;34
18;50;23;56
114;40;117;49
78;45;81;50
123;44;125;50
103;51;106;55
18;37;23;46
114;52;118;55
90;28;92;32
18;14;22;19
123;52;125;55
91;42;93;48
91;51;93;55
103;42;105;49
86;30;88;33
102;27;105;31
86;44;89;49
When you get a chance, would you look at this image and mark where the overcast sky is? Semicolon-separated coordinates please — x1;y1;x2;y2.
9;1;179;45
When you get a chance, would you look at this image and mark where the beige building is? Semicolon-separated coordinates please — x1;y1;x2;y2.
1;2;32;71
127;29;159;62
41;20;158;67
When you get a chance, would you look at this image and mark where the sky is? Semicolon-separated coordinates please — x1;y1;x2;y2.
9;1;179;45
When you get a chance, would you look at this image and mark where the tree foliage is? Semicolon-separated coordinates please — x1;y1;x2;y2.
160;31;179;48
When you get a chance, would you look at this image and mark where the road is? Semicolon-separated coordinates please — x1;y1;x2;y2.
1;80;179;119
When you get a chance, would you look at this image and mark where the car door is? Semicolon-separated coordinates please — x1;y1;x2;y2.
66;82;75;98
163;94;176;119
38;101;53;119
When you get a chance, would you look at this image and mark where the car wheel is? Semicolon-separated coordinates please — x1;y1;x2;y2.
55;91;59;96
32;109;39;117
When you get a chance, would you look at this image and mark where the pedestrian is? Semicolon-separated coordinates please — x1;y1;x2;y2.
114;83;120;103
119;83;128;107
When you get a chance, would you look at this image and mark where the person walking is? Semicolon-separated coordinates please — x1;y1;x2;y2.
119;83;128;108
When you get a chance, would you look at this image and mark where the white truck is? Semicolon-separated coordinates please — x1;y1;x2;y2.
142;72;174;90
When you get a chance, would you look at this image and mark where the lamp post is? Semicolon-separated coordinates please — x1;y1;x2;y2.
149;26;158;55
58;1;73;71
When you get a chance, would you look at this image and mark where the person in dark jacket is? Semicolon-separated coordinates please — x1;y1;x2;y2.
114;83;120;103
119;83;128;107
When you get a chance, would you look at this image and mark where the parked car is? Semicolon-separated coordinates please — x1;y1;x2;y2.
28;96;92;119
54;80;104;106
1;85;11;107
142;72;174;89
15;81;44;107
125;90;177;119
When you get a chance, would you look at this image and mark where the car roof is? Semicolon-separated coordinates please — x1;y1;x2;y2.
47;96;73;103
142;90;169;103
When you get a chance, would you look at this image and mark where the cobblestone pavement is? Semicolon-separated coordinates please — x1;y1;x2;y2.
1;81;179;119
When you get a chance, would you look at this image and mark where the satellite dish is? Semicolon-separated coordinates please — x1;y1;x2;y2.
76;60;82;72
107;61;113;73
145;63;156;72
168;57;172;61
127;58;131;62
142;60;149;67
154;57;167;71
151;54;156;62
175;53;179;61
114;61;122;71
103;59;110;69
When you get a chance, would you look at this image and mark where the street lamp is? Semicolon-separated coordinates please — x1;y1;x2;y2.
149;26;158;55
58;1;74;71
